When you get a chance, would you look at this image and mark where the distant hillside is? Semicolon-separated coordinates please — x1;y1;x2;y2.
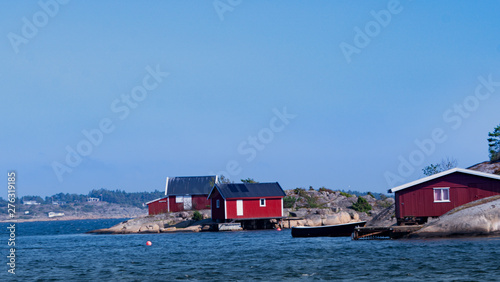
0;188;163;221
467;161;500;175
17;188;164;208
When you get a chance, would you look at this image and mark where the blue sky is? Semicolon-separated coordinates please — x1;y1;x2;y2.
2;0;500;197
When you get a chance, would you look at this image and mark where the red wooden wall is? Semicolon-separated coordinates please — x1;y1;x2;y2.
210;189;226;221
225;197;283;220
147;198;168;215
168;195;211;213
148;195;211;215
395;172;500;219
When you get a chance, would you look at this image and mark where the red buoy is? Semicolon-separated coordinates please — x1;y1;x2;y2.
146;241;152;246
277;227;282;231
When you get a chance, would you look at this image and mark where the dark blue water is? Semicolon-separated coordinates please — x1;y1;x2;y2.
2;219;500;281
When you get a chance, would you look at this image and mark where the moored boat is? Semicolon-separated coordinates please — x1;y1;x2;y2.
291;221;367;237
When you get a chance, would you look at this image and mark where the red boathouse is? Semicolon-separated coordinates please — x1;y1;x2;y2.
207;182;286;222
389;168;500;225
147;175;218;215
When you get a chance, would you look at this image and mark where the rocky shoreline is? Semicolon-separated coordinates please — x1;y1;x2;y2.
88;190;397;234
88;206;396;235
88;195;500;239
409;196;500;238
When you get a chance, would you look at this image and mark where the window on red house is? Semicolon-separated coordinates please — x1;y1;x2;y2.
433;188;450;202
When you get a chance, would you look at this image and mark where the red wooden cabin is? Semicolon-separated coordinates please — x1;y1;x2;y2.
208;182;286;222
389;168;500;225
147;175;217;215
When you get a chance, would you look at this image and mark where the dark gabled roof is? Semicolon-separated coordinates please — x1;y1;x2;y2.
166;176;217;196
209;182;286;199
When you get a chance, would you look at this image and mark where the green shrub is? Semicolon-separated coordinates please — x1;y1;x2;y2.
283;196;296;209
378;199;393;208
192;211;203;221
340;191;352;198
352;197;372;213
300;195;326;209
293;188;308;197
319;187;335;193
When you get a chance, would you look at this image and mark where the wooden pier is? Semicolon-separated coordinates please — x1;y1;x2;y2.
352;225;423;240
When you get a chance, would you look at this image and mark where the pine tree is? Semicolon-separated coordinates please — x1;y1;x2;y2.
488;124;500;162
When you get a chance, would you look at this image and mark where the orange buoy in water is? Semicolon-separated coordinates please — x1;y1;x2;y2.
146;241;152;246
277;227;282;231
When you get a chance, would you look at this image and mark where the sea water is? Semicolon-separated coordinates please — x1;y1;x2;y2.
1;219;500;281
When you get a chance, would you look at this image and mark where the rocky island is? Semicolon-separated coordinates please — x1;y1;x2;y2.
410;195;500;238
88;189;396;234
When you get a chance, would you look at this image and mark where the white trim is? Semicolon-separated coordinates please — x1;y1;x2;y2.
207;184;226;200
259;198;266;207
224;199;227;219
165;177;170;195
207;185;216;200
433;187;450;202
215;175;219;184
281;198;283;217
167;196;170;212
389;168;500;193
145;197;164;205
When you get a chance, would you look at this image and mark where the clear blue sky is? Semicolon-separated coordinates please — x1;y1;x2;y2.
2;1;500;197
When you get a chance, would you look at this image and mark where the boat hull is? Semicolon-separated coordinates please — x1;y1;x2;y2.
291;221;367;237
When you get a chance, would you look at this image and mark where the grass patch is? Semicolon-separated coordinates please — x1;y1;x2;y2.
340;191;353;198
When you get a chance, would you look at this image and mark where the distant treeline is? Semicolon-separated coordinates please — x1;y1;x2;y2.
15;189;164;208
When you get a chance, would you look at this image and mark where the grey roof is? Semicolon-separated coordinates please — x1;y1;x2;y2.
166;176;217;196
210;182;286;199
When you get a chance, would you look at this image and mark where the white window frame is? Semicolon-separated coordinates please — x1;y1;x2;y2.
175;196;184;203
433;188;450;203
259;198;266;207
216;199;220;208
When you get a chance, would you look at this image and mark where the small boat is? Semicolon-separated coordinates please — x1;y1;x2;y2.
291;221;367;237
